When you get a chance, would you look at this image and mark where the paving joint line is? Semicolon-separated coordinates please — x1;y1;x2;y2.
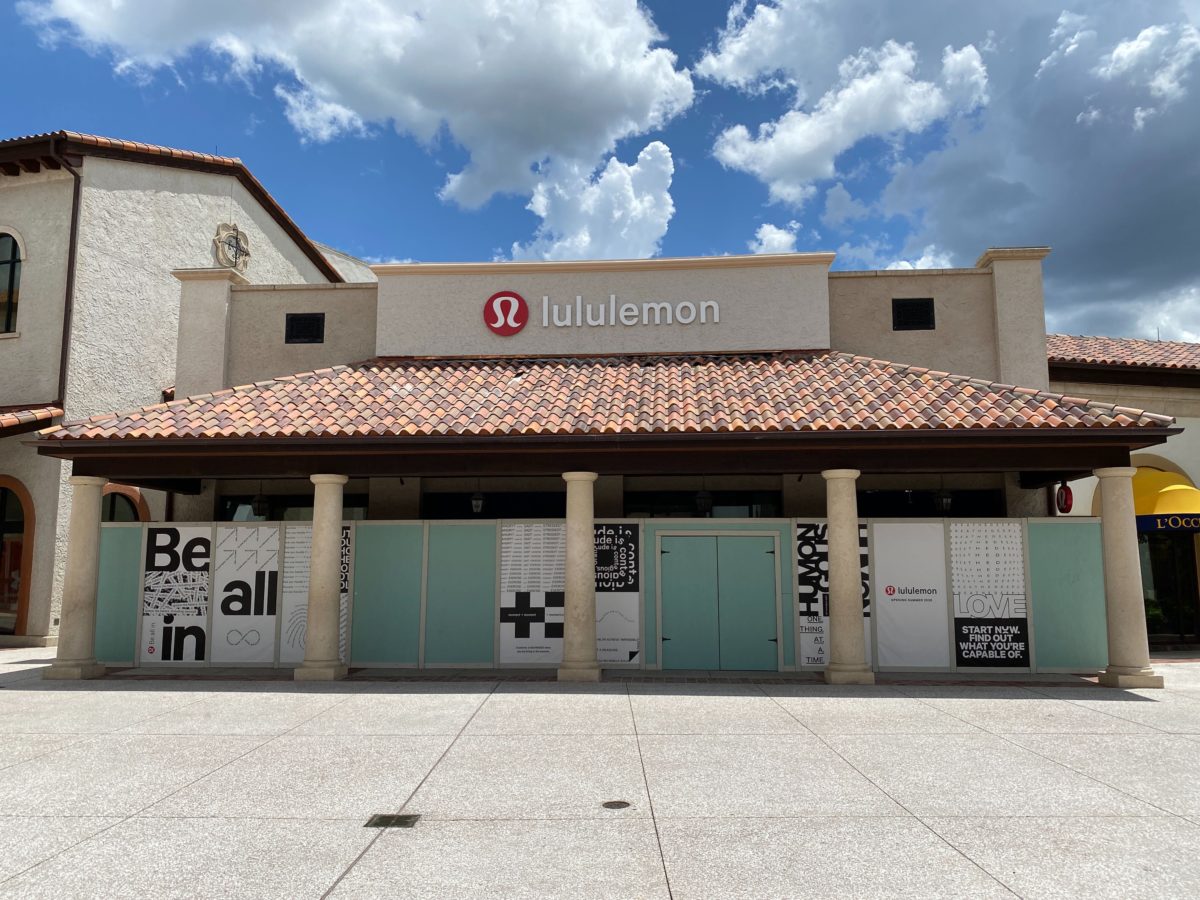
318;680;501;900
756;684;1022;898
627;683;674;900
896;688;1188;821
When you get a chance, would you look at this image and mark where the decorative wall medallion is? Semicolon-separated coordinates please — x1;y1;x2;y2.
213;223;251;272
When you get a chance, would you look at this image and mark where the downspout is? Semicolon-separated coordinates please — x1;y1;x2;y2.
47;136;83;410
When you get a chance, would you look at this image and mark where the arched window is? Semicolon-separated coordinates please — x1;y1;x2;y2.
0;479;32;636
0;234;20;334
101;493;139;522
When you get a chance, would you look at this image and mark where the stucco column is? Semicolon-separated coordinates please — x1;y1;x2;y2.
44;476;108;680
822;469;874;685
294;474;349;681
1095;467;1163;688
559;472;600;682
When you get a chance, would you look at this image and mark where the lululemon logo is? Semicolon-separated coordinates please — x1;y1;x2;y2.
484;290;528;336
885;585;896;596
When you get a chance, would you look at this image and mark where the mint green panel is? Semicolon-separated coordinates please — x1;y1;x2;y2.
661;536;720;669
717;536;779;670
424;523;496;665
1028;521;1108;671
95;526;142;663
351;524;423;665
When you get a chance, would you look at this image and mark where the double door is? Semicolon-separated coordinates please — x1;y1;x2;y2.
660;534;780;670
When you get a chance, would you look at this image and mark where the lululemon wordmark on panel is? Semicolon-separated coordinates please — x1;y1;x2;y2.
540;295;720;328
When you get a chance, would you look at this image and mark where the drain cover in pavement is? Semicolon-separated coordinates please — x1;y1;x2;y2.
601;800;631;809
365;814;420;828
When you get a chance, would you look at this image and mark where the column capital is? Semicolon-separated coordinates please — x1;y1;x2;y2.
562;471;599;484
1094;466;1136;480
821;469;861;481
68;475;107;488
310;474;349;486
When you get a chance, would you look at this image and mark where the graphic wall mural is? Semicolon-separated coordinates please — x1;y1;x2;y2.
949;521;1030;668
140;526;211;664
795;521;870;669
499;522;642;664
211;525;279;664
278;524;352;665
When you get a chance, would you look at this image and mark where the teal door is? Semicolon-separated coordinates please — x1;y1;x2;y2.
423;523;497;665
717;535;779;670
659;534;779;671
660;536;719;669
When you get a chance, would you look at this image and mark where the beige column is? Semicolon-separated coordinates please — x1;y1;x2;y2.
1095;467;1163;688
294;474;349;681
558;471;600;682
822;469;874;685
44;476;108;680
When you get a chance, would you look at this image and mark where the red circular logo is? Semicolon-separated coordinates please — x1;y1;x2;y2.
1056;484;1074;514
884;585;896;596
484;290;528;336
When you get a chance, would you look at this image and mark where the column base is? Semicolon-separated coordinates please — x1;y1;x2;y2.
42;661;106;680
557;663;602;683
293;663;348;682
1099;668;1164;689
823;666;875;686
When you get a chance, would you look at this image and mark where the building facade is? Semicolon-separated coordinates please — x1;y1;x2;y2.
0;131;355;643
34;247;1178;688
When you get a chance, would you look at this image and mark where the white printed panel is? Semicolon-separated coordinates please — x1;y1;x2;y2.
873;522;951;669
278;524;351;665
595;524;640;664
498;522;642;665
140;526;211;664
950;521;1030;669
211;525;279;664
795;521;871;670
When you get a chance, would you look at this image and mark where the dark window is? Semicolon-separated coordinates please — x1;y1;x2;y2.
421;491;566;519
0;234;21;334
856;489;1004;518
101;493;139;522
217;494;368;521
0;487;26;635
285;312;325;344
892;297;935;331
624;490;782;518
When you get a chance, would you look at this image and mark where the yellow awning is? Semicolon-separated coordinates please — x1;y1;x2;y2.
1133;468;1200;517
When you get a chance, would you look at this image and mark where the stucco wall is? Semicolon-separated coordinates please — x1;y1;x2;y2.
319;244;377;283
226;284;377;387
0;170;75;406
42;155;335;637
375;257;832;357
828;270;1001;379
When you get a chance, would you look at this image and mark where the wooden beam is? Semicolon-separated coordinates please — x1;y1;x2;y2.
0;162;21;177
17;158;41;174
39;156;62;170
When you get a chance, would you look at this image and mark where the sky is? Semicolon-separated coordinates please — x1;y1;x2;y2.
4;0;1199;339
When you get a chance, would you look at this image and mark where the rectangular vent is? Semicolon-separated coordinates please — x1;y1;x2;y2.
285;312;326;344
365;814;420;828
892;298;935;331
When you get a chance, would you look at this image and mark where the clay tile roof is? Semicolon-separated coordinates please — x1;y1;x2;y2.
39;352;1175;444
1048;334;1200;371
0;130;341;284
0;405;63;436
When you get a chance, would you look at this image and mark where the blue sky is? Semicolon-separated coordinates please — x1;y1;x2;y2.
5;1;1200;338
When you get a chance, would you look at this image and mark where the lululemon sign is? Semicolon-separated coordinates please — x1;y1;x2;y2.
484;290;528;336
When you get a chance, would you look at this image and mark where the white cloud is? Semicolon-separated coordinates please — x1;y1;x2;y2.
748;221;800;254
710;40;987;205
820;182;868;229
695;0;816;97
1037;11;1096;78
885;245;954;270
1094;22;1200;123
18;0;694;209
510;142;675;261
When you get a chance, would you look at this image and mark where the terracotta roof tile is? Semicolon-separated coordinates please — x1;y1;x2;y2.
39;352;1174;444
0;405;63;434
1048;334;1200;371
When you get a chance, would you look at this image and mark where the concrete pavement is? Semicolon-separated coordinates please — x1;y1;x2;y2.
0;649;1198;897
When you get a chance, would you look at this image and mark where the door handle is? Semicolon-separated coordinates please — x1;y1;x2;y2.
767;638;778;643
661;637;671;642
